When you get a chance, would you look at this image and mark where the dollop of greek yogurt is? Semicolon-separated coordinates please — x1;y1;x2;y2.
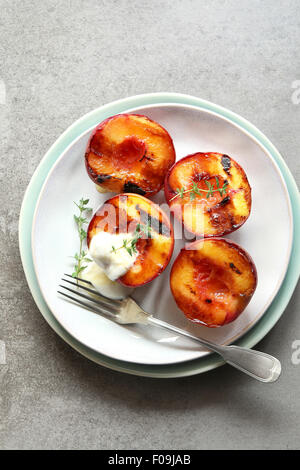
89;231;139;281
82;261;132;300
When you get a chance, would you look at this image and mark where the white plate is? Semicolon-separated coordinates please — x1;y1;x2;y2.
32;103;293;365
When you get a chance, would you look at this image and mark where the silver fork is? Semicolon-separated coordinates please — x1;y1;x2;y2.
58;274;281;383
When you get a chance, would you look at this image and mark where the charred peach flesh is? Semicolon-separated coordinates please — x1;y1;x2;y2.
170;238;257;327
85;114;176;197
87;194;174;287
164;152;251;237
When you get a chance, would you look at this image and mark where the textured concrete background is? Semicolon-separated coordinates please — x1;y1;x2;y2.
0;0;299;450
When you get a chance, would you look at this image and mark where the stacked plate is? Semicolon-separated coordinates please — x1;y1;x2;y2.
19;93;300;378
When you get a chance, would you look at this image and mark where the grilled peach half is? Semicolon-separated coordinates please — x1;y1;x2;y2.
85;114;175;197
87;194;174;287
170;238;257;327
165;152;251;237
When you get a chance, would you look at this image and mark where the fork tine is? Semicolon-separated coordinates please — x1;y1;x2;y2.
61;277;122;305
59;284;119;315
64;273;93;284
57;290;116;319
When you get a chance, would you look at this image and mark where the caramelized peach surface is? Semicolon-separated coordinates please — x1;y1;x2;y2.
87;194;174;287
85;114;175;197
170;238;257;327
165;152;251;237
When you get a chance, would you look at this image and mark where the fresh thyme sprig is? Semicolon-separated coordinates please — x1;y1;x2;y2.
111;221;151;257
72;198;93;278
170;177;228;202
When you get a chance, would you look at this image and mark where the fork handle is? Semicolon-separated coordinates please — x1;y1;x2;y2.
147;316;281;383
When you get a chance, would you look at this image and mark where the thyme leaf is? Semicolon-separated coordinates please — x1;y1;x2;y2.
169;179;228;202
72;198;93;278
111;221;152;257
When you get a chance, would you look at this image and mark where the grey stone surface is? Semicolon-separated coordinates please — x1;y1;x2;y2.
0;0;299;450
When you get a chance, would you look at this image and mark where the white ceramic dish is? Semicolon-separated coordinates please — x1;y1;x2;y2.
32;103;293;365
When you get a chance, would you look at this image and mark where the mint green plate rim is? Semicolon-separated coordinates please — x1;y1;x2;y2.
19;92;300;378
